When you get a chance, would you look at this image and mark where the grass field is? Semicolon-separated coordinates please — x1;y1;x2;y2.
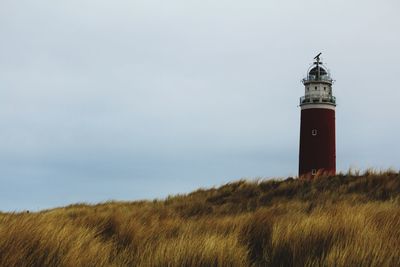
1;170;400;266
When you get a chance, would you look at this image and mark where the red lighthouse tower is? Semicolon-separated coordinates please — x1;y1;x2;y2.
299;53;336;177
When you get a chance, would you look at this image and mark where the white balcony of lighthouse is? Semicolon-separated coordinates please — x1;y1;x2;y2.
300;95;336;106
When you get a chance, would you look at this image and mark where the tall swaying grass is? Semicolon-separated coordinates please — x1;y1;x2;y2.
1;170;399;266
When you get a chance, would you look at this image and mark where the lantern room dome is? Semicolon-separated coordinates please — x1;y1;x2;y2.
308;66;328;76
303;60;333;84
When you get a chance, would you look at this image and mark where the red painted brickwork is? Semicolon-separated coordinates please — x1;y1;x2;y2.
299;108;336;176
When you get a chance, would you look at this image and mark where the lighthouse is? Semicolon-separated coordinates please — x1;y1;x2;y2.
299;53;336;177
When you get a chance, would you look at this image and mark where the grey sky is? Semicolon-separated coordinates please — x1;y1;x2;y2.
1;0;399;211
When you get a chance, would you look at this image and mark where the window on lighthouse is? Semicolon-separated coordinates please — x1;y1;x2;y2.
312;129;318;136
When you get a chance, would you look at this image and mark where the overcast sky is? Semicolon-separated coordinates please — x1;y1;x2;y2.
1;0;399;211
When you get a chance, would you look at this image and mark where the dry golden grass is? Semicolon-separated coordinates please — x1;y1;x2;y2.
1;170;400;266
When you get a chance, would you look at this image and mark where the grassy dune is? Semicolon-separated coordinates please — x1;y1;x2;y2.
1;170;400;266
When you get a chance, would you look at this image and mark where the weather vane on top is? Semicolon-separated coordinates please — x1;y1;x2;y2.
314;52;322;63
